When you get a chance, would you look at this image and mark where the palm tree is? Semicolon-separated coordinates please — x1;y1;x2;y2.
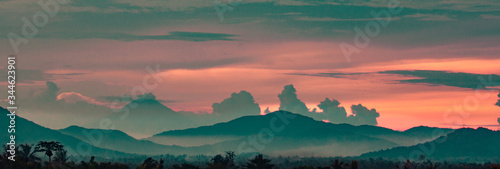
54;149;69;164
18;144;41;164
34;141;64;168
245;154;274;169
2;144;17;160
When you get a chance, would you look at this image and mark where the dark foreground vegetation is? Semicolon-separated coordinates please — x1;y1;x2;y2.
1;141;500;169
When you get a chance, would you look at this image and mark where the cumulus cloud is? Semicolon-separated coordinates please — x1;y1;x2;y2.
212;91;261;120
316;98;380;126
19;81;114;128
34;81;60;102
317;98;347;123
348;104;380;126
496;90;500;107
276;84;380;125
497;90;500;125
264;107;272;114
278;84;310;115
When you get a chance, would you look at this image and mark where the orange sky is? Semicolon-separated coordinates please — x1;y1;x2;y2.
3;39;500;131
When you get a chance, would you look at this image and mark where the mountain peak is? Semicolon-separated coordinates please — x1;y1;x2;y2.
121;93;176;114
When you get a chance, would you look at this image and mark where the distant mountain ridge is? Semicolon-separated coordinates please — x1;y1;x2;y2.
147;111;452;156
150;111;451;145
360;127;500;161
2;106;468;159
58;125;190;155
0;107;129;158
154;111;396;137
85;97;199;137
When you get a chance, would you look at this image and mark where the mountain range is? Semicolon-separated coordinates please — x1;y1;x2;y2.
2;106;498;162
0;107;129;159
360;127;500;161
84;97;200;138
146;111;452;156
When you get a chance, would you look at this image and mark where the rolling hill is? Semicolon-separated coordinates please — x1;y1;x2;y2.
2;106;458;158
360;127;500;161
0;107;130;159
59;126;189;155
85;96;199;138
146;111;451;156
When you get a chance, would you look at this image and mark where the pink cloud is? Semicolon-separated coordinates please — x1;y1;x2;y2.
57;92;107;106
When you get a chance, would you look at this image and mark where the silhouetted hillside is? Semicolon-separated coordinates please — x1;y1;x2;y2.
360;127;500;161
149;111;449;147
154;111;397;137
59;126;188;155
86;95;199;137
2;106;458;158
0;107;129;158
147;111;450;156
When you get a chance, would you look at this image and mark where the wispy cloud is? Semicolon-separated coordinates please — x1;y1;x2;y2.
99;95;179;103
40;31;238;41
381;70;500;89
404;13;454;21
290;70;500;90
287;72;369;78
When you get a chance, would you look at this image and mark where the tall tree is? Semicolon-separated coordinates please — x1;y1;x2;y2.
18;144;40;164
34;141;64;168
54;149;69;164
245;154;274;169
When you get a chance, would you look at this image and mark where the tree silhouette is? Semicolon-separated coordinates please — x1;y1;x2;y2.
331;159;347;169
245;154;274;169
137;157;164;169
2;144;16;159
396;160;416;169
207;151;236;169
34;141;64;168
54;149;69;164
349;160;358;169
18;144;41;164
423;160;438;169
171;163;201;169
